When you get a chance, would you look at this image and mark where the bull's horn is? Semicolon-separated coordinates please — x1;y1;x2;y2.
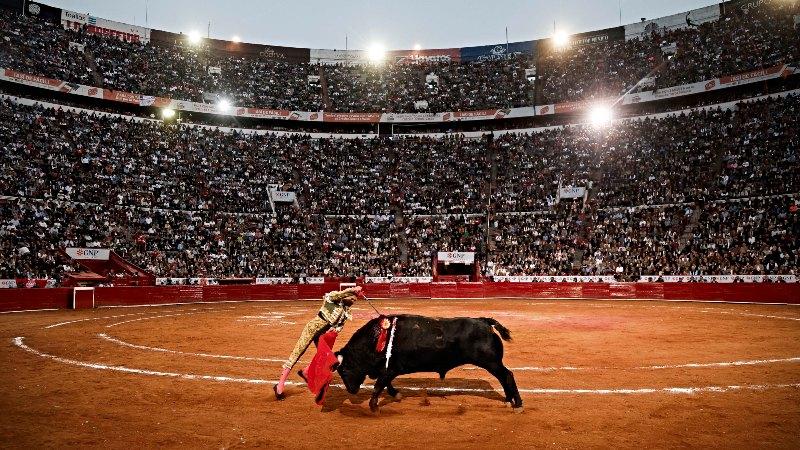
337;354;344;364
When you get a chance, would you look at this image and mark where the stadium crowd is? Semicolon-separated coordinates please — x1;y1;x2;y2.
1;1;797;112
539;0;800;104
1;92;797;281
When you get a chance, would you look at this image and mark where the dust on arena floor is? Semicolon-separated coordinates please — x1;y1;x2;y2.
1;298;798;448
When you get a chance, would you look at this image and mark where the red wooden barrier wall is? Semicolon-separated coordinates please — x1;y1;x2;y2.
1;282;798;312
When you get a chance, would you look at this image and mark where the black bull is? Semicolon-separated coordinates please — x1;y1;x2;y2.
335;315;523;412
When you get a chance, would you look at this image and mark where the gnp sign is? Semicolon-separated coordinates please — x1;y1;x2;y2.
65;248;111;260
437;252;476;264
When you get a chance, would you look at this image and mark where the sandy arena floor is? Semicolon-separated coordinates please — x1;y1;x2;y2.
0;298;799;449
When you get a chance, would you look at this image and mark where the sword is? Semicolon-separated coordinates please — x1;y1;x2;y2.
361;293;383;316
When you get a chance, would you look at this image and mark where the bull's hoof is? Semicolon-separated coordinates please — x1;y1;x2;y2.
273;384;286;401
393;392;403;401
504;401;512;408
369;402;380;414
512;406;524;414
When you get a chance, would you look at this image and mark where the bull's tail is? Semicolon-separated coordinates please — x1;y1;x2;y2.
481;318;512;341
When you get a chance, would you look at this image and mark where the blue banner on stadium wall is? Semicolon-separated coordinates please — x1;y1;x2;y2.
459;40;537;62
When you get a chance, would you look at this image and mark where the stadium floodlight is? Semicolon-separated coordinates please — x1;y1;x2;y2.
217;98;232;113
367;43;386;63
553;30;570;48
187;30;202;45
413;44;422;51
589;105;613;128
161;108;176;120
232;35;241;43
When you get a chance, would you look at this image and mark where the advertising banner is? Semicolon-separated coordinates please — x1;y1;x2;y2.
197;39;310;62
569;26;625;47
536;101;592;116
188;278;218;285
555;101;592;115
389;48;461;64
381;112;440;123
494;276;616;282
256;277;293;284
2;68;62;89
623;64;793;105
11;278;56;288
437;252;475;264
718;64;792;87
0;279;17;289
447;109;511;121
270;190;297;203
640;275;797;283
460;40;537;62
156;278;188;285
322;112;382;123
23;1;62;22
624;4;720;40
721;0;773;14
559;186;586;199
103;89;141;104
309;49;366;65
65;248;111;260
61;9;151;43
365;277;433;283
234;107;292;120
535;104;555;116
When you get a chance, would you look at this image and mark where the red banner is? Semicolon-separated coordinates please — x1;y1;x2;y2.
235;107;294;119
4;69;61;88
719;64;789;86
102;89;141;104
554;100;592;114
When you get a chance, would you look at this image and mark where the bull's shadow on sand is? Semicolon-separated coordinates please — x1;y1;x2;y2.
321;376;504;415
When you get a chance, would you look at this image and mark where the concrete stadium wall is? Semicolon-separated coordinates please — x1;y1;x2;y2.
1;283;798;313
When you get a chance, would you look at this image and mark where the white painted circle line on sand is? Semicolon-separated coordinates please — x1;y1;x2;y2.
44;306;237;329
97;333;292;364
99;330;800;373
12;337;800;396
101;307;239;329
464;356;800;372
45;310;186;329
105;312;200;328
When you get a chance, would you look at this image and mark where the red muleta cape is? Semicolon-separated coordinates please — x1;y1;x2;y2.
303;330;339;405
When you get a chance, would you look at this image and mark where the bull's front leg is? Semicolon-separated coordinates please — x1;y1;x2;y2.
386;381;402;400
369;377;389;413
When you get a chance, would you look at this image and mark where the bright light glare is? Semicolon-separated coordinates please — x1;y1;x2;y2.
553;30;570;47
589;105;613;128
161;108;175;119
413;44;422;51
232;35;241;43
367;43;386;63
217;99;232;113
187;30;202;44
